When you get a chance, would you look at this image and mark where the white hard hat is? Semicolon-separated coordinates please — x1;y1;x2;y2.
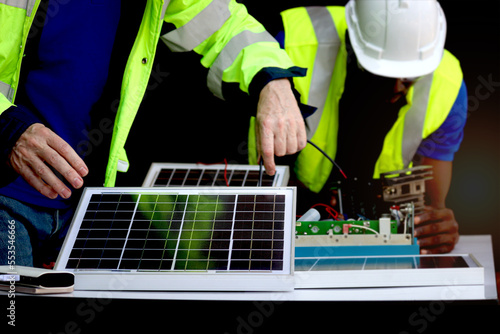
345;0;447;78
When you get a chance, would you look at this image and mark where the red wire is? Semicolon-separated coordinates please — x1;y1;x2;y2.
223;158;229;187
338;168;347;179
197;159;229;187
311;203;340;220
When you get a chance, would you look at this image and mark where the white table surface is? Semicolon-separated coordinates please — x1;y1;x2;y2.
36;234;497;302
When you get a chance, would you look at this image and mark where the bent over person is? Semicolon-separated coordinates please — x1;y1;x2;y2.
249;0;467;254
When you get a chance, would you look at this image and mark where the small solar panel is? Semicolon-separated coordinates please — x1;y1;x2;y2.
142;163;289;187
55;187;295;291
294;254;484;289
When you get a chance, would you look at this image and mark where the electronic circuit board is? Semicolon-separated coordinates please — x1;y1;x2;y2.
296;219;398;236
294;202;419;257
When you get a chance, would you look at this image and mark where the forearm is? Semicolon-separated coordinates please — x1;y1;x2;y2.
414;155;459;253
419;156;452;208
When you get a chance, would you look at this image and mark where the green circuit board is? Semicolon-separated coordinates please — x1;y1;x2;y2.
295;220;398;235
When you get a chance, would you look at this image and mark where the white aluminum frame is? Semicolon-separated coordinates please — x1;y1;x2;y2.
294;254;484;289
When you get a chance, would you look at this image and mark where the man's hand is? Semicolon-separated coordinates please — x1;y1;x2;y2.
255;78;307;175
414;206;459;254
8;123;88;199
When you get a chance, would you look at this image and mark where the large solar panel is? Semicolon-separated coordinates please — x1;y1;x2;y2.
142;163;289;187
55;187;295;291
294;254;484;289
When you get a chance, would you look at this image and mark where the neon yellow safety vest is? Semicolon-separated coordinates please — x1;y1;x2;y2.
0;0;296;187
249;6;463;193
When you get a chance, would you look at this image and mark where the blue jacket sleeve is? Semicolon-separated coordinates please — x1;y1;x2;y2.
416;80;468;161
249;66;316;119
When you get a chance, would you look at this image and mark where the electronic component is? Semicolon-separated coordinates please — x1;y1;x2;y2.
294;200;418;258
297;208;321;222
380;165;433;215
296;202;414;245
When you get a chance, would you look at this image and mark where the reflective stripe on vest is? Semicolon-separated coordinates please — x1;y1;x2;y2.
160;0;170;21
161;0;230;52
0;81;14;102
279;6;347;192
373;50;462;178
0;0;37;16
401;73;433;167
207;30;276;99
0;0;40;112
303;7;340;139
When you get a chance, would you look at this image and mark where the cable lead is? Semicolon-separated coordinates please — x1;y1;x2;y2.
307;139;347;179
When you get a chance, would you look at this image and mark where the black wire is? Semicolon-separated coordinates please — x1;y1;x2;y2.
257;139;346;186
258;158;263;187
307;139;347;179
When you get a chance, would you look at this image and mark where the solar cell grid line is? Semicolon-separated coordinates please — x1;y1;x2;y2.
214;169;228;187
248;194;272;270
155;169;171;186
71;193;132;270
168;194;208;271
199;196;216;271
129;194;166;271
167;193;189;271
200;169;219;186
226;194;239;271
169;169;188;186
178;195;196;270
247;194;258;271
151;195;175;270
185;169;203;186
246;171;274;187
221;169;233;186
230;194;286;271
154;169;172;186
227;170;247;186
208;194;235;269
142;193;189;271
201;194;235;271
175;193;218;271
161;194;185;270
116;193;141;270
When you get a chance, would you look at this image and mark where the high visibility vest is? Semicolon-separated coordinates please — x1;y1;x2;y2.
249;6;463;193
0;0;295;187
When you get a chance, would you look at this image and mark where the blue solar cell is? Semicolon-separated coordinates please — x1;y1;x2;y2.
64;190;289;274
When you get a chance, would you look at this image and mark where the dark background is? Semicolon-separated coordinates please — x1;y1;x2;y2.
115;0;500;270
4;1;498;332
